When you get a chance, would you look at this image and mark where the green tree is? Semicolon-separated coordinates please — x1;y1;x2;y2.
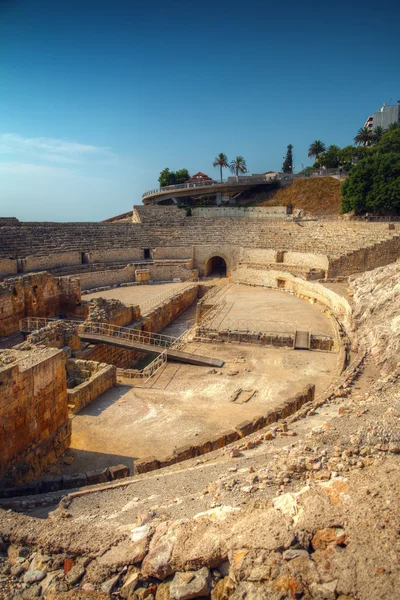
308;140;326;162
337;145;368;168
372;126;385;144
229;156;247;176
282;144;293;173
319;145;341;168
341;152;400;214
387;122;400;132
213;153;229;182
372;128;400;155
174;168;190;184
158;167;190;187
354;127;372;146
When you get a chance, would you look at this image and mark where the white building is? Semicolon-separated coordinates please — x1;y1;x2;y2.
364;101;400;131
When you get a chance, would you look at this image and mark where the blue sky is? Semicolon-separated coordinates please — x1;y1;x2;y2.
0;0;399;221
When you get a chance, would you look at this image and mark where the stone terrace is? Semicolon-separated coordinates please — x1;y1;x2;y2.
0;219;398;260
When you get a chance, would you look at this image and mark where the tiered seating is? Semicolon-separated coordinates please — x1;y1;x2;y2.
0;219;398;261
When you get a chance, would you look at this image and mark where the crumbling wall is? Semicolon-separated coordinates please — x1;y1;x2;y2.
0;348;71;487
328;235;400;277
66;359;117;414
0;272;81;338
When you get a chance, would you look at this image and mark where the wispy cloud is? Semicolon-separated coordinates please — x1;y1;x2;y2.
0;133;115;166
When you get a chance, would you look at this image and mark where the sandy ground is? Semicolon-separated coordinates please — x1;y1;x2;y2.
45;285;338;476
209;284;334;335
84;281;194;307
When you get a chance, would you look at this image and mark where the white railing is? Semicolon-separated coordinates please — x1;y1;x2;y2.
142;175;277;198
117;350;167;382
140;282;197;316
20;316;62;332
79;321;179;350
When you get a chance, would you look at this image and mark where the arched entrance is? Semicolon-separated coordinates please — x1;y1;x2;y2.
205;256;227;278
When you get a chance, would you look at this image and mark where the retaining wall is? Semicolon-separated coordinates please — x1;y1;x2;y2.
67;359;117;414
19;252;82;273
328;235;400;277
192;206;288;219
0;349;71;487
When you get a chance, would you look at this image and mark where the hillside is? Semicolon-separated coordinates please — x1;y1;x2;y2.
258;177;343;216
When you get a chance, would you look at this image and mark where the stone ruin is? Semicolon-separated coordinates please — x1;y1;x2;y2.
0;205;399;599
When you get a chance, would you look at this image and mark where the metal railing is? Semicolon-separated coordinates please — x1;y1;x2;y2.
79;321;180;350
117;350;167;382
142;176;277;198
20;316;62;332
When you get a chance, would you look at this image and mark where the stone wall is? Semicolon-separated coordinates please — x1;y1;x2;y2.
143;286;198;334
78;264;136;290
83;344;145;369
0;272;81;338
0;259;18;277
193;245;241;276
328;235;400;277
84;248;144;263
132;205;186;223
148;262;197;282
152;247;193;260
0;348;71;487
192;206;288;219
19;252;82;273
66;359;117;414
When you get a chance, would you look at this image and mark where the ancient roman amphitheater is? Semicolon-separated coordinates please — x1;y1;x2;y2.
0;204;399;600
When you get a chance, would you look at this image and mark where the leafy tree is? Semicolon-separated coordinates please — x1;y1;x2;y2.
158;167;190;187
229;156;247;176
372;126;385;144
282;144;293;173
387;122;400;132
213;153;229;182
174;168;190;184
354;127;372;146
337;145;368;168
319;145;340;168
371;128;400;155
308;140;326;162
341;152;400;214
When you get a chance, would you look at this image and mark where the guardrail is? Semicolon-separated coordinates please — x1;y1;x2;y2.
117;350;167;383
142;176;277;198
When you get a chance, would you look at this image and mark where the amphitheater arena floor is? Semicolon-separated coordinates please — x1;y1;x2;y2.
46;284;338;477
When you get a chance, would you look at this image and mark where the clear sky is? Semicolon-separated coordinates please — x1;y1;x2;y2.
0;0;399;221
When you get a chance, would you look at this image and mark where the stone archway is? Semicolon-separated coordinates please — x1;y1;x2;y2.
205;256;228;278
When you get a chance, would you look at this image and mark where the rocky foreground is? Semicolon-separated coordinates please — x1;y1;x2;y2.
0;264;399;600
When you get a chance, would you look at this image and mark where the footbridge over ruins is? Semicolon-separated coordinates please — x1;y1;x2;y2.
142;175;279;204
20;318;224;368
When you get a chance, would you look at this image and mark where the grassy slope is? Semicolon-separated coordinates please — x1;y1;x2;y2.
258;177;342;216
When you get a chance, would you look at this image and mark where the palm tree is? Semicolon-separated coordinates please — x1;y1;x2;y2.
308;140;326;162
213;153;229;182
354;127;372;146
387;122;400;131
229;156;247;177
372;126;385;143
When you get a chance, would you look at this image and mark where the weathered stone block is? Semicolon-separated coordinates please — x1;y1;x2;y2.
109;464;129;480
86;468;110;485
135;457;159;474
